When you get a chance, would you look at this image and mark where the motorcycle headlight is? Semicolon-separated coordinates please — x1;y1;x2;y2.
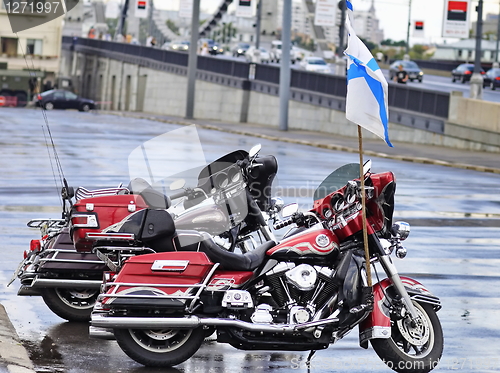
391;221;410;240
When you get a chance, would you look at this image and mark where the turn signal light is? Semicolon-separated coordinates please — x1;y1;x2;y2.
30;239;41;252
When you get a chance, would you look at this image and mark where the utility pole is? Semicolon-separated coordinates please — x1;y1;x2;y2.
255;0;262;49
185;0;200;119
116;0;130;40
406;0;412;54
470;0;484;99
278;0;291;131
338;0;346;54
495;1;500;64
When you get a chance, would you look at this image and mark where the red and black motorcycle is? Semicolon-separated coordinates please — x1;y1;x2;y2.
90;162;443;373
9;145;280;322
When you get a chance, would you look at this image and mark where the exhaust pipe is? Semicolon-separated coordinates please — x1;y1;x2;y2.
89;326;115;340
31;278;102;289
91;313;339;334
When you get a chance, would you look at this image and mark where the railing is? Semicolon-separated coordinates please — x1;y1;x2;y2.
62;36;449;121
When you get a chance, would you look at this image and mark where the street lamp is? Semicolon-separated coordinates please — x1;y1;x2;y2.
470;0;484;99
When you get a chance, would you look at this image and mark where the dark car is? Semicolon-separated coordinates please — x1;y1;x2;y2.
199;38;219;55
482;68;500;90
388;60;424;82
35;89;95;111
451;63;485;83
231;42;250;57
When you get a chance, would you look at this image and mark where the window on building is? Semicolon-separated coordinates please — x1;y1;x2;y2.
27;39;43;55
458;50;462;57
468;50;473;58
1;37;18;56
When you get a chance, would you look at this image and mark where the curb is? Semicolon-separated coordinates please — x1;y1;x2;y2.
0;305;36;373
103;111;500;175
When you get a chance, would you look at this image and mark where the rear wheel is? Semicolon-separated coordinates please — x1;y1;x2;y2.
461;76;467;84
114;326;205;367
371;301;443;373
491;81;496;90
44;101;54;110
80;103;91;112
40;288;98;322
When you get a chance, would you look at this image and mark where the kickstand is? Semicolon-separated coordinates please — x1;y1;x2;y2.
306;350;316;371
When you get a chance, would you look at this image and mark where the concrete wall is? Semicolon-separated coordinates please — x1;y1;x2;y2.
62;50;500;153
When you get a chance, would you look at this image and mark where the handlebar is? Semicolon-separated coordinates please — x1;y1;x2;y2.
273;217;295;230
169;190;188;200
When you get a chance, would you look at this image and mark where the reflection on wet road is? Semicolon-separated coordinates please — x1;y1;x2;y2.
1;108;499;372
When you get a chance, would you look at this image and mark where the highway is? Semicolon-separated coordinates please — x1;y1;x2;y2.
1;108;499;373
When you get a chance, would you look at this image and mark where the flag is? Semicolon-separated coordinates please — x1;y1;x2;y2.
343;0;392;147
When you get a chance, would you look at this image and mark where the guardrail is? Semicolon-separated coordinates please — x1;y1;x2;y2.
62;36;449;123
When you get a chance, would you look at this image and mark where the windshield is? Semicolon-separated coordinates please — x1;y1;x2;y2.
313;163;360;201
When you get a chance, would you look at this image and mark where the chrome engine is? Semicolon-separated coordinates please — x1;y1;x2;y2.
246;262;339;325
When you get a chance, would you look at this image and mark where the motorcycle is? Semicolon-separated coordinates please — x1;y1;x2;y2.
90;161;443;373
9;145;281;322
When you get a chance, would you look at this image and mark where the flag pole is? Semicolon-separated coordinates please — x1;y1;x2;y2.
357;126;373;288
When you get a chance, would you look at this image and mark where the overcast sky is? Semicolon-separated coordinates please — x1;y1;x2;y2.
154;0;500;45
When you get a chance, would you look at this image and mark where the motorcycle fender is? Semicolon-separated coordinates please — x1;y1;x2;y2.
358;276;440;349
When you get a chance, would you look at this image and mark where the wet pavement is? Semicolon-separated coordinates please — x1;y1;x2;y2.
0;107;499;372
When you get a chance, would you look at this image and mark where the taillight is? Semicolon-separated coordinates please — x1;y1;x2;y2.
464;70;472;74
71;213;99;228
481;71;485;74
30;239;41;252
495;77;500;81
23;251;28;259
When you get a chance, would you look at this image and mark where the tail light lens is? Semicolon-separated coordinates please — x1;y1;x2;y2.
71;213;99;228
464;70;472;75
30;239;41;252
495;77;500;80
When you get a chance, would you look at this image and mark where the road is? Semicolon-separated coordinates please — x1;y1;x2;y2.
214;53;500;103
1;108;500;372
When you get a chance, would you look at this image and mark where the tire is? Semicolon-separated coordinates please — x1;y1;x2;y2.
409;78;414;82
452;76;456;83
44;101;54;110
80;103;91;112
461;76;466;84
418;77;422;83
40;288;98;322
114;326;205;367
14;91;28;107
371;301;443;373
491;82;496;91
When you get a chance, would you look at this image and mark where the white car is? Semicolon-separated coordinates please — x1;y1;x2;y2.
300;57;331;74
245;46;270;63
269;40;297;64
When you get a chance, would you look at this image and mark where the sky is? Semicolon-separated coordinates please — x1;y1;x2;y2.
153;0;500;45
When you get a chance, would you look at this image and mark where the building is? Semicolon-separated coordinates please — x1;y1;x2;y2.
432;38;500;62
0;1;63;74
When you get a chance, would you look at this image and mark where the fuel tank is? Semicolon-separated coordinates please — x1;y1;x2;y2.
266;226;339;262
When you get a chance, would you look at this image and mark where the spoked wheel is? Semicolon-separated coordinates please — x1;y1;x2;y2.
114;327;205;367
40;288;98;322
371;300;443;373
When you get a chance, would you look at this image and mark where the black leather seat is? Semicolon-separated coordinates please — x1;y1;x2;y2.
174;230;275;271
127;178;171;209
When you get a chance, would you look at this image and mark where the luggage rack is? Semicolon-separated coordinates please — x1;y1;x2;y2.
99;263;220;312
75;186;130;201
27;218;66;236
93;246;156;272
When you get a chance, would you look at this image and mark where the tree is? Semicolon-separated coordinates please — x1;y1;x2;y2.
166;19;179;35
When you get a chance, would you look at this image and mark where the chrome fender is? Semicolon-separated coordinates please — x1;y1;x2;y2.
358;276;441;348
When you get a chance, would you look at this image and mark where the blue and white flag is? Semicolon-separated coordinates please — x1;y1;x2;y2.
344;0;392;147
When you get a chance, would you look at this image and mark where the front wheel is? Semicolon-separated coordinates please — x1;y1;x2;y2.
114;326;205;367
40;288;98;322
371;301;443;373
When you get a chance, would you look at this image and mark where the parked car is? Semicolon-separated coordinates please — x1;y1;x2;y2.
34;89;95;112
483;68;500;90
299;56;331;73
244;46;270;63
231;42;251;57
389;60;424;82
168;40;190;52
269;40;297;64
451;63;485;83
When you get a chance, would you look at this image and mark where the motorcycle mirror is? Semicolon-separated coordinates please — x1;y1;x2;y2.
281;203;298;218
363;160;372;176
249;144;261;158
271;197;284;212
170;179;186;191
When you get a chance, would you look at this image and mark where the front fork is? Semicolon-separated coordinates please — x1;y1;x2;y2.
378;254;420;320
